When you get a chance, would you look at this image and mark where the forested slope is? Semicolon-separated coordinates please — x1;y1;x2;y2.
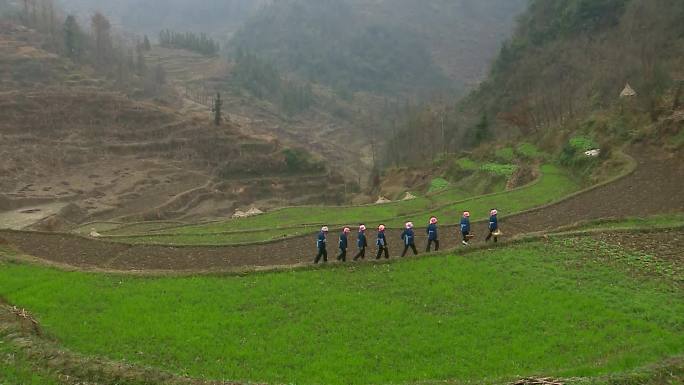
229;0;527;95
389;0;684;164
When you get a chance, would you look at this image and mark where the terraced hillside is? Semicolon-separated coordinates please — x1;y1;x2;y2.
0;23;346;227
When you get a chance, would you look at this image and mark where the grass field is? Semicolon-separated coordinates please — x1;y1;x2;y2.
0;235;681;385
104;165;578;246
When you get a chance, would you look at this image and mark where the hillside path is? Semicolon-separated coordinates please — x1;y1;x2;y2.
1;147;682;273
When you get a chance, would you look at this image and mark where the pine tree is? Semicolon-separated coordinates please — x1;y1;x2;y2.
136;44;147;76
473;113;491;146
91;12;112;70
63;14;82;61
154;64;166;88
143;35;151;51
212;92;223;126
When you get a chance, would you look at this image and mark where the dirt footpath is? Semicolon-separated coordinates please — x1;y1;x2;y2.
1;147;682;273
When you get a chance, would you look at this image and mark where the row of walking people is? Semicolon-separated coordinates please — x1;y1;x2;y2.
314;209;500;264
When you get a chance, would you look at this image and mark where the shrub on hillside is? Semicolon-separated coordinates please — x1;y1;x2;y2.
559;135;601;173
428;177;449;193
495;147;516;163
480;163;519;177
445;157;480;180
283;148;325;174
568;135;599;152
516;142;546;160
455;158;479;171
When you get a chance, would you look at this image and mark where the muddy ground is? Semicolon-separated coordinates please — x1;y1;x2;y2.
1;147;682;273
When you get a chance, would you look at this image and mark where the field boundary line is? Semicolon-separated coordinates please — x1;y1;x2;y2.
2;224;681;278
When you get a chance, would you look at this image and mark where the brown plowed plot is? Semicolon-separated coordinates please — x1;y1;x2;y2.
502;149;684;234
1;148;683;273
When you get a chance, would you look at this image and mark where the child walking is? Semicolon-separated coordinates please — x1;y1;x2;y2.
314;226;329;264
353;225;368;261
486;209;499;243
337;227;351;262
426;216;439;252
460;211;471;246
376;224;389;259
400;222;418;257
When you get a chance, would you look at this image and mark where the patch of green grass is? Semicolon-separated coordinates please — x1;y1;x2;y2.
429;164;577;223
480;162;518;177
569;135;599;152
455;157;479;171
516;142;546;160
495;147;515;162
158;196;435;235
0;241;682;385
428;186;472;206
427;177;449;193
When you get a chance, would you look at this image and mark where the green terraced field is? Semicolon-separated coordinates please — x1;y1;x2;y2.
106;165;578;245
1;235;681;385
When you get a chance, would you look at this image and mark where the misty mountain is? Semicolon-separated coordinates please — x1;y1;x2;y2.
229;0;527;95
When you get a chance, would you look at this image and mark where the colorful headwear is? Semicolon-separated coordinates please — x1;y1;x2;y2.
490;209;498;216
359;225;367;232
378;224;386;231
405;222;414;229
343;227;351;233
429;216;438;224
463;211;471;218
321;226;329;232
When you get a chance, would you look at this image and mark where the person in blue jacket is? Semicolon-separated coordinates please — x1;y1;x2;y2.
400;222;418;257
486;209;499;243
460;211;471;246
337;227;351;262
376;224;389;259
314;226;329;264
353;225;368;261
426;216;439;252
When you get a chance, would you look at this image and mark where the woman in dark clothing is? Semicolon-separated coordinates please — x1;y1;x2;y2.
426;216;439;252
400;222;418;257
460;211;471;246
353;224;368;261
485;209;499;243
314;226;329;264
337;227;351;262
376;224;390;259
